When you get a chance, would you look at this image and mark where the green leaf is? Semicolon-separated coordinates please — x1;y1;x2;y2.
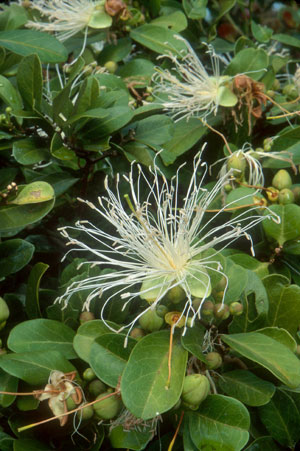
263;274;300;336
14;439;51;451
81;106;134;139
229;253;269;279
8;319;76;359
222;332;300;388
98;37;132;64
0;74;22;111
12;138;49;165
25;262;49;319
181;324;207;363
226;187;257;208
11;181;55;205
224;260;248;304
273;33;300;48
0;239;34;278
118;58;155;88
244;436;282;451
0;199;55;232
183;0;207;19
89;333;136;387
258;390;300;447
225;48;268;80
151;11;188;32
73;320;118;362
109;425;153;450
215;0;236;21
88;8;112;28
218;370;275;406
0;351;75;385
121;330;188;420
263;204;300;245
0;30;67;63
134;115;174;146
72;76;100;117
16;54;42;110
251;21;273;43
0;369;18;407
130;25;188;56
187;394;250;451
257;327;297;352
161;117;207;165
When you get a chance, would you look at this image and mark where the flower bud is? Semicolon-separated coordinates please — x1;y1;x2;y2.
283;83;298;100
129;327;145;340
200;300;215;317
229;301;243;316
272;170;292;190
0;298;9;323
224;183;232;193
166;286;186;304
139;309;164;331
181;374;210;407
278;188;295;205
266;186;279;203
214;303;229;320
83;368;96;381
79;403;94;420
227;153;247;179
80;312;95;323
205;352;223;370
156;304;169;318
88;379;106;397
263;138;273;152
93;392;122;420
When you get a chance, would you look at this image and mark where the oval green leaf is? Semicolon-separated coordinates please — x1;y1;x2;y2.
0;199;55;232
89;333;136;388
222;332;300;388
12;138;49;165
187;394;250;451
0;239;34;278
263;204;300;246
11;181;55;205
121;330;188;420
130;25;188;56
8;319;76;359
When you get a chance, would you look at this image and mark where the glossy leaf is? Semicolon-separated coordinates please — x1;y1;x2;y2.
109;426;153;450
0;369;18;408
11;182;55;205
12;138;49;165
0;351;75;385
258;390;300;448
73;320;118;362
134;115;174;146
89;333;136;387
0;74;22;111
151;11;188;32
218;370;275;406
0;30;67;63
263;204;300;245
222;332;300;388
226;48;268;80
130;25;188;56
181;324;207;363
257;327;297;352
8;319;76;359
121;330;188;420
0;239;34;278
183;0;207;19
187;394;250;450
16;54;42;110
0;199;55;232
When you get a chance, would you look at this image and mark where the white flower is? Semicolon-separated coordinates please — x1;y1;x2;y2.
26;0;112;41
152;37;237;121
56;151;279;338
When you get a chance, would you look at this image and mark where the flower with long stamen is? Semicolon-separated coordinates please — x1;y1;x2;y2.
56;151;279;338
152;36;238;121
26;0;112;41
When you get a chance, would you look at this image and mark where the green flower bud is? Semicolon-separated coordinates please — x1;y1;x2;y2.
278;188;295;205
229;301;243;316
88;379;106;397
263;138;273;151
80;312;95;324
192;298;202;310
5;107;12;115
292;186;300;204
0;298;9;322
272;169;292;190
166;286;186;304
93;392;122;420
213;303;229;320
66;396;77;411
224;183;232;193
205;352;223;370
266;186;279;203
156;304;169;318
283;83;298;100
129;327;145;340
139;308;164;331
181;374;210;407
83;368;96;381
79;403;94;420
201;300;215;317
227;153;247;179
104;61;118;74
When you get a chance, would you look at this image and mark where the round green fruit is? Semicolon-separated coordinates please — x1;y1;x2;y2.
181;374;210;407
93;392;122;420
278;188;295;205
139;309;164;332
88;379;106;397
83;368;96;382
205;352;223;370
272;170;292;191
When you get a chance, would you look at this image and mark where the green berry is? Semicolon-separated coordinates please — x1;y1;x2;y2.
201;300;215;317
93;392;122;420
88;379;106;397
79;403;94;420
0;298;9;322
229;301;243;316
227;153;247;179
104;61;118;74
213;303;230;320
83;368;96;381
166;286;186;304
